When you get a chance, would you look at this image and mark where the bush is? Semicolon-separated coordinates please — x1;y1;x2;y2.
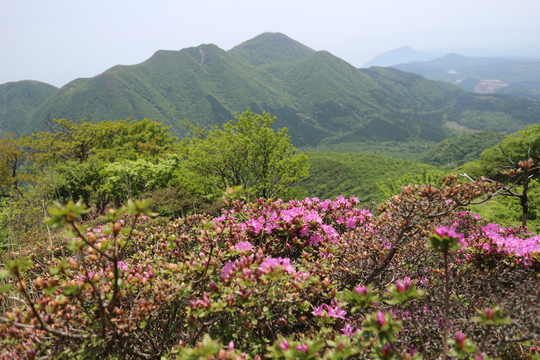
1;177;539;359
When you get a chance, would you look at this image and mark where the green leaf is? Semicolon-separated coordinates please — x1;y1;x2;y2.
63;284;79;295
0;269;12;279
0;283;13;293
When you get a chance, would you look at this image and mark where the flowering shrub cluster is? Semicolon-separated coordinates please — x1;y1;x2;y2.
0;176;539;359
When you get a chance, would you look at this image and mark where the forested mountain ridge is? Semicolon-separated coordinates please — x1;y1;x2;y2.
0;81;58;136
2;32;540;148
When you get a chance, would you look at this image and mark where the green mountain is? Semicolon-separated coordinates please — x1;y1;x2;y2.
0;81;58;136
393;54;540;99
3;33;540;149
229;32;316;65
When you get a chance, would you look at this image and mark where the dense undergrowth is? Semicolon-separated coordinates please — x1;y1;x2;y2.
1;176;539;359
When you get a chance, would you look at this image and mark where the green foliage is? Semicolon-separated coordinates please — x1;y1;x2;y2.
180;109;309;199
229;32;315;66
298;152;447;204
458;124;540;227
20;118;177;166
0;81;57;136
419;131;507;168
0;134;32;197
6;33;540;151
15;118;180;211
479;123;540;175
302;140;437;162
99;156;180;205
446;92;540;133
377;167;449;199
3;178;536;359
469;179;540;228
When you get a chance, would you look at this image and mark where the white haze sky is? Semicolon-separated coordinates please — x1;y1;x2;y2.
1;0;539;87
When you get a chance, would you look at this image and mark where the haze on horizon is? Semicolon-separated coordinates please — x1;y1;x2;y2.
1;0;539;88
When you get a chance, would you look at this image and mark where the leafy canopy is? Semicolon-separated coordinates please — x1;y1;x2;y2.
180;109;309;199
20;118;177;166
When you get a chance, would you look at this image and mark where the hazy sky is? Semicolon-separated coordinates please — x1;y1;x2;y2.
2;0;539;87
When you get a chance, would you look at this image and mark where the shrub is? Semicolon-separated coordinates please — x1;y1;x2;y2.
1;177;539;359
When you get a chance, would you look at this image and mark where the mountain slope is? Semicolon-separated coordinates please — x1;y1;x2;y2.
418;131;507;168
3;33;540;148
229;32;315;66
298;151;447;203
32;44;292;132
0;81;57;135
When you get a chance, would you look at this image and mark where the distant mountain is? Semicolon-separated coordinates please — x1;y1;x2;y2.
2;33;540;150
393;54;540;99
363;46;441;68
0;81;58;136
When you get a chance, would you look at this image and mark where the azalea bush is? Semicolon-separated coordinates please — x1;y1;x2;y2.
0;176;539;359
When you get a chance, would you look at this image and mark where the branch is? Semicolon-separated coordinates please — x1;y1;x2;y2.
0;316;96;339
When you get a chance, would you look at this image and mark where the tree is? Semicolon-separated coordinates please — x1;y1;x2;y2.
0;134;32;198
463;123;540;227
17;118;179;211
20;118;177;166
180;109;309;199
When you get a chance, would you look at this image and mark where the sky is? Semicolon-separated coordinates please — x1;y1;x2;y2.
1;0;539;87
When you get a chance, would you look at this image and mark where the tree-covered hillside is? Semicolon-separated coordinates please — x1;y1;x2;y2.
2;33;540;151
418;131;507;168
297;151;447;203
0;81;58;136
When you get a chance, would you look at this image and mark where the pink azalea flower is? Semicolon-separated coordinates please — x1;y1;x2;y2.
341;323;359;336
376;311;386;327
345;218;357;229
354;285;368;295
235;241;254;252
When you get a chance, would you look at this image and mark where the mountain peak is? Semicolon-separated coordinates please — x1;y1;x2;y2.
229;32;315;66
364;46;441;68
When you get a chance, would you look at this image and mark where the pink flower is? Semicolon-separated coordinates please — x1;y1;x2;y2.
435;226;465;245
296;344;308;353
302;211;322;224
235;241;254;252
279;339;289;351
309;233;323;246
247;218;263;234
299;225;310;237
381;344;392;357
259;257;295;274
220;262;235;281
377;311;386;327
345;218;357;229
327;305;346;319
311;304;325;316
311;303;346;319
341;323;359;336
354;285;368;295
396;277;411;293
455;331;467;347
